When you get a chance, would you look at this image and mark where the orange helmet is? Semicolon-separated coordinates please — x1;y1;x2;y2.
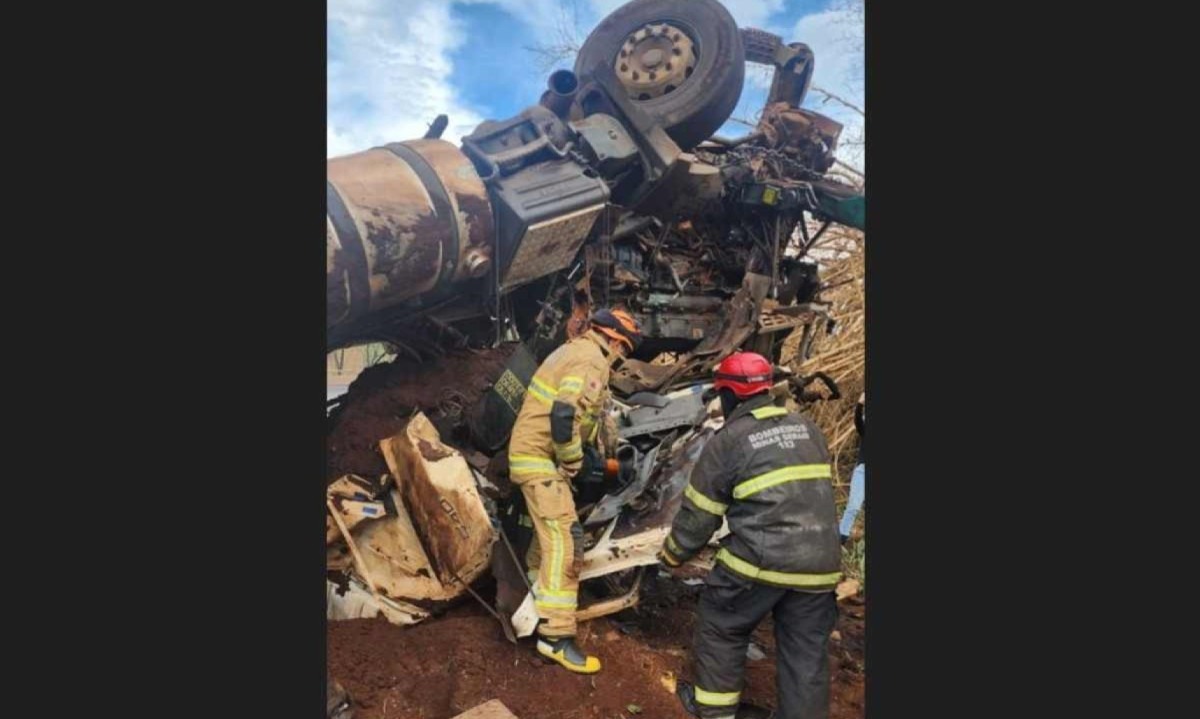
590;308;643;352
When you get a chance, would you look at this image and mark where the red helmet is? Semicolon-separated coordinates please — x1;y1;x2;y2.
713;352;774;398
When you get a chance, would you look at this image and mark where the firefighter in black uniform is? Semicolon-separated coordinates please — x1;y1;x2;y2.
660;351;842;719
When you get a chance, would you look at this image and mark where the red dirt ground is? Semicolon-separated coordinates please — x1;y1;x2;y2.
328;574;865;719
327;346;518;483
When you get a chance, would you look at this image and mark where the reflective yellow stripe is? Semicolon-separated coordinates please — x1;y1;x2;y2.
537;585;576;598
685;484;728;516
666;534;683;555
558;375;584;394
694;686;741;707
534;582;578;609
750;406;788;419
527;386;555;404
548;519;564;591
509;454;557;477
554;438;582;462
510;454;554;463
716;548;842;587
510;467;557;476
528;376;557;405
732;464;831;499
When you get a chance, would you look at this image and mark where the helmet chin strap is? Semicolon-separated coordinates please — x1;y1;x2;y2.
718;387;741;418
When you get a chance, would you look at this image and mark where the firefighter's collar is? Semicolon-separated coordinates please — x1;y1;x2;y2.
584;330;621;366
726;392;777;424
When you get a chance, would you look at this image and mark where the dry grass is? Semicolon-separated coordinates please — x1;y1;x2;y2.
783;225;865;494
782;224;866;585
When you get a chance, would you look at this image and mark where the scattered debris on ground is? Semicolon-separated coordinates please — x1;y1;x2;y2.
329;575;864;719
452;699;520;718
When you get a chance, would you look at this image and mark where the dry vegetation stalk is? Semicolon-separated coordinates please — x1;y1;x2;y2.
783;226;865;494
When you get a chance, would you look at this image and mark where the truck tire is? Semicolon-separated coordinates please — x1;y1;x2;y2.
575;0;745;150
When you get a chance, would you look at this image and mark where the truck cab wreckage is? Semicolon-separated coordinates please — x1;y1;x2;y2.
326;0;864;639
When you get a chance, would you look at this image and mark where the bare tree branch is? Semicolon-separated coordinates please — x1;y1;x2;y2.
810;85;864;118
522;0;585;73
833;158;864;177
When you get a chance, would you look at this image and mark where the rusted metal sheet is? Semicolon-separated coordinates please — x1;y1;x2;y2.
327;215;351;327
352;490;463;601
380;412;495;587
400;139;495;280
326;141;493;331
613;273;771;395
633;152;722;221
756;102;843;172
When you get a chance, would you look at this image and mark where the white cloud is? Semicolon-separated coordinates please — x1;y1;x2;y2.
791;2;865;170
460;0;578;35
794;8;863;104
327;0;486;157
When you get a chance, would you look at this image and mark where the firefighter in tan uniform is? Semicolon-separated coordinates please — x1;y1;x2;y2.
508;308;643;674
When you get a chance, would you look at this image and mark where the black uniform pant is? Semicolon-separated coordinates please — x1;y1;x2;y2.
693;564;837;719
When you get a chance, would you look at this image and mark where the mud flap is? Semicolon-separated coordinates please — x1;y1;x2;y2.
468;343;539;453
677;680;776;719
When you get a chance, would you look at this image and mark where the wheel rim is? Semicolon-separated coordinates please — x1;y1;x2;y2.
613;21;697;101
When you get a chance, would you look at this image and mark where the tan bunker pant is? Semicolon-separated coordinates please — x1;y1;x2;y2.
516;470;583;638
507;332;615;638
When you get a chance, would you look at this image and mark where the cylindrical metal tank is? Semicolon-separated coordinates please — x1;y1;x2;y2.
326;139;494;332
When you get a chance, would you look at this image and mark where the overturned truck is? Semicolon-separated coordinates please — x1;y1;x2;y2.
326;0;864;637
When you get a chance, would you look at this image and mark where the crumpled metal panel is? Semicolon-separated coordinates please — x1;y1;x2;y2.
617;383;710;439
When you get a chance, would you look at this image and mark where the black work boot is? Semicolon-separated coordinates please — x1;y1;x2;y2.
536;636;602;674
677;681;736;719
677;681;702;717
735;704;775;719
676;681;774;719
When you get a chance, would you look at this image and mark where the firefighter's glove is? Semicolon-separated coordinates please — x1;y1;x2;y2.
657;548;682;569
559;460;582;481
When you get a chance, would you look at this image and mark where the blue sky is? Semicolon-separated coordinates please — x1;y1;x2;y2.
328;0;863;169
